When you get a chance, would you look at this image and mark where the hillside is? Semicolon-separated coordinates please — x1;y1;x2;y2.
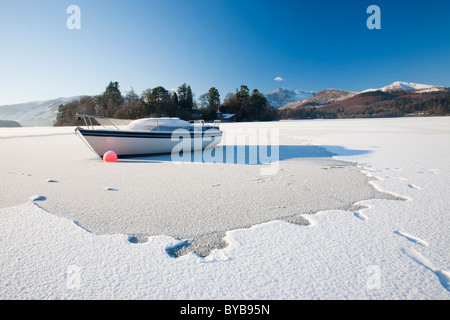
0;96;83;126
280;89;358;109
280;89;450;119
265;87;315;108
0;120;21;127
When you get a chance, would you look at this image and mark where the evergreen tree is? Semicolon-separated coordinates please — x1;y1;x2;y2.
143;86;170;116
199;87;220;120
186;85;194;111
208;87;220;112
105;81;121;95
172;91;179;106
236;85;250;102
100;81;122;117
249;89;268;120
178;83;194;111
150;86;169;103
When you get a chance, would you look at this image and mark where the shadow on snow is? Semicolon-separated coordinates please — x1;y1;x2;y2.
114;145;370;165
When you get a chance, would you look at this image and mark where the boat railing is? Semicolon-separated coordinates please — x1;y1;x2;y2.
77;114;221;131
189;119;221;127
76;114;131;130
189;119;205;124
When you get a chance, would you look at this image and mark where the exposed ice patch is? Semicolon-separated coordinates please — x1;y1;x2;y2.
166;232;228;258
127;234;149;244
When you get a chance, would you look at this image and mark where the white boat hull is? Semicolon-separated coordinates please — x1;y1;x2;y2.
76;128;222;157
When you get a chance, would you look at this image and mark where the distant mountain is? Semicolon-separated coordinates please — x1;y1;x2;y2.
0;120;21;127
0;96;83;126
280;89;358;110
280;81;447;110
363;81;445;94
319;88;450;117
265;87;315;109
279;82;450;119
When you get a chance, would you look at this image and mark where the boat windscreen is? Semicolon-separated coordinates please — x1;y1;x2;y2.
126;118;189;131
95;117;132;128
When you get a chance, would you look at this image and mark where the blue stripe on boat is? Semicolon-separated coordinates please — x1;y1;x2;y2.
77;128;220;139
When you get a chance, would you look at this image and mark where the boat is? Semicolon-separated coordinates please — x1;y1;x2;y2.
75;114;222;157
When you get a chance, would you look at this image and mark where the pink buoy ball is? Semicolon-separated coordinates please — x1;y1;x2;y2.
103;150;118;162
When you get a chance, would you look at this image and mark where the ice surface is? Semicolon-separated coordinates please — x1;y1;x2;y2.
0;123;398;257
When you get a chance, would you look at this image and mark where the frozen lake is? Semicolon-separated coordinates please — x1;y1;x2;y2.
0;117;449;299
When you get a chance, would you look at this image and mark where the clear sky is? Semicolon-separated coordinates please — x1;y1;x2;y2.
0;0;449;105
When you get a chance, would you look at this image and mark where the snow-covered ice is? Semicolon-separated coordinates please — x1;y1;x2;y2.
0;117;449;299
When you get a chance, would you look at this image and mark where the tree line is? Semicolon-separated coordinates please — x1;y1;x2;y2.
220;85;279;121
54;81;278;126
55;82;450;126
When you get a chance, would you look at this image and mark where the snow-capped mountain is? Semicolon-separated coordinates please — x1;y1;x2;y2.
265;87;315;109
280;89;358;109
363;81;445;93
0;96;83;126
280;81;447;110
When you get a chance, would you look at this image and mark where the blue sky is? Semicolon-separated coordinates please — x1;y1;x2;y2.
0;0;449;105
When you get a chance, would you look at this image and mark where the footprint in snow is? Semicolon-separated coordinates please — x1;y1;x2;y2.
256;177;274;183
408;184;421;190
30;195;46;202
418;169;439;174
402;248;450;292
394;230;428;247
353;212;368;221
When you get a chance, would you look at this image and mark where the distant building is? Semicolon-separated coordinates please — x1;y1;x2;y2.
190;109;202;120
216;111;236;122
